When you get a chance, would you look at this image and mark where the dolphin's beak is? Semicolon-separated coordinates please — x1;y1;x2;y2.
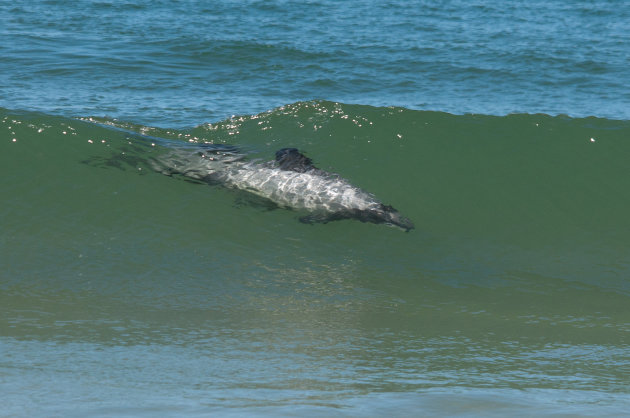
380;205;414;232
387;212;415;232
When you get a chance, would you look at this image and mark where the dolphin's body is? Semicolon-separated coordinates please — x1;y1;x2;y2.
151;145;414;231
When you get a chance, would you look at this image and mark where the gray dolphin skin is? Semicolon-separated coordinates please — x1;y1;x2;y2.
151;144;414;231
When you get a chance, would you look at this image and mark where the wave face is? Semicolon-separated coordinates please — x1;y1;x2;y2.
2;102;630;415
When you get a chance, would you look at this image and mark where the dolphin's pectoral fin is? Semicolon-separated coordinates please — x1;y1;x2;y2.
275;148;318;173
299;211;354;225
233;193;280;211
299;213;326;224
181;177;208;185
300;208;415;231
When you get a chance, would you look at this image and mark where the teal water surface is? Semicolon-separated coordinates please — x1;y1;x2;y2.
2;103;630;416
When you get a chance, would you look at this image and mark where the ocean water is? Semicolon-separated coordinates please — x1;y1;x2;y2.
1;1;630;417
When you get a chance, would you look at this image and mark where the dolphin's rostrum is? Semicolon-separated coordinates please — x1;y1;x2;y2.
152;144;414;231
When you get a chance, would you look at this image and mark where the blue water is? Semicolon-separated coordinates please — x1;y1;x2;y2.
2;1;630;417
2;0;629;127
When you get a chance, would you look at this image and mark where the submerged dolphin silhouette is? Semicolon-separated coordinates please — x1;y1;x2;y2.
152;144;414;231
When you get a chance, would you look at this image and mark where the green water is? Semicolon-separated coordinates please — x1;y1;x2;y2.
1;102;629;416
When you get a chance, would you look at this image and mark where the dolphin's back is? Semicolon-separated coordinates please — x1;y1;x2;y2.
220;165;379;213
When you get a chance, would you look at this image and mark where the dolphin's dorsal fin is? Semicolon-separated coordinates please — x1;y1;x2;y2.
275;148;316;173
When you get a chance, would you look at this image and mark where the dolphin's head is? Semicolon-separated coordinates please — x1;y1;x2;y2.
377;204;415;232
349;204;414;232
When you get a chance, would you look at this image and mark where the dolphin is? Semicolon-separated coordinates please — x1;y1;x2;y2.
151;145;414;231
